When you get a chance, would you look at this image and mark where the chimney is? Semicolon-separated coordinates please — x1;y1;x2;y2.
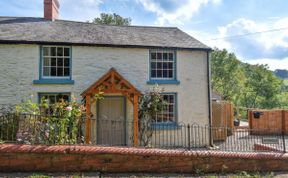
44;0;60;21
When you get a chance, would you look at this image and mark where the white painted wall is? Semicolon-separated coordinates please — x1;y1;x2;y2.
0;44;209;127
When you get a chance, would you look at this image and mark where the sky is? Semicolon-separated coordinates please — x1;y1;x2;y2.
0;0;288;70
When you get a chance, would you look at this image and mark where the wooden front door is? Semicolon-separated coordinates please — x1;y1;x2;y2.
97;96;126;145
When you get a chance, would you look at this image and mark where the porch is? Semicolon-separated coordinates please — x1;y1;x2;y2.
81;68;141;146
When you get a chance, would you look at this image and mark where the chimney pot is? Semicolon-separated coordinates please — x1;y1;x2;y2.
44;0;60;21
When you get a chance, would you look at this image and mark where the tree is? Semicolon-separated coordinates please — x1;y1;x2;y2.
91;13;131;25
241;64;282;108
211;48;284;110
211;48;244;103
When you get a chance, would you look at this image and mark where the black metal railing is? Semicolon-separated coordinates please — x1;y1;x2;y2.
0;113;286;153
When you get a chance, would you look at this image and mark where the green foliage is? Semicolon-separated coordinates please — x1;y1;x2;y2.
15;98;86;144
91;13;131;25
15;99;40;114
139;84;167;118
235;171;274;178
211;48;286;112
211;48;244;102
29;174;50;178
138;85;167;146
241;64;282;108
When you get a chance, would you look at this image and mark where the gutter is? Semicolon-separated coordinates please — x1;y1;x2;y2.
0;40;212;52
207;51;213;146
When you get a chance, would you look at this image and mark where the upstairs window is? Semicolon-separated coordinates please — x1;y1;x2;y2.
152;94;177;123
150;50;175;80
42;46;71;78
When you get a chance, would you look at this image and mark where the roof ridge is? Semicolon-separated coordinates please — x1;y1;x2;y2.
56;19;178;29
0;16;178;29
0;16;41;19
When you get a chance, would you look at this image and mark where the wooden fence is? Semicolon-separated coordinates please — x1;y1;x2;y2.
248;109;288;134
212;101;234;141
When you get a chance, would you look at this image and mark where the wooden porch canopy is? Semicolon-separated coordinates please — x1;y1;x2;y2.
81;68;141;146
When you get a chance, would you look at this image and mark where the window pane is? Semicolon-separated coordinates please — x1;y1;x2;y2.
57;67;63;76
169;105;174;112
51;47;56;56
49;95;56;104
153;94;176;123
151;53;156;60
163;62;168;69
168;114;174;122
157;62;162;69
151;70;156;78
43;57;50;66
163;70;168;78
43;47;49;56
163;53;168;61
62;95;69;101
64;48;70;57
51;58;56;66
43;67;50;76
57;47;63;56
157;53;162;60
57;58;63;66
169;95;174;102
168;53;173;61
51;67;56;76
162;114;168;122
150;51;175;79
56;94;69;102
64;58;70;67
64;68;70;76
168;70;173;78
151;62;156;69
157;70;162;78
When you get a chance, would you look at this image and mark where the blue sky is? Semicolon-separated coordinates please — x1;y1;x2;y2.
0;0;288;70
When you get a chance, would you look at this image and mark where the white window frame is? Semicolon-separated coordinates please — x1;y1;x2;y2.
150;50;175;80
153;93;177;123
41;46;71;79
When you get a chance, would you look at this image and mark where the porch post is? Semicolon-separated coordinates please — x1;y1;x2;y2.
85;95;91;144
133;94;139;147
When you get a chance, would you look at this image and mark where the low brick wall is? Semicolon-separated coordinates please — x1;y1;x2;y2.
0;144;288;173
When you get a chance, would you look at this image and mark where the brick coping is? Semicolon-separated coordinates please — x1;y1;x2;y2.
0;144;287;159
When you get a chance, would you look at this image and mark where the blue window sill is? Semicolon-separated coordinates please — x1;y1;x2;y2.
33;79;75;85
147;80;180;85
151;122;180;130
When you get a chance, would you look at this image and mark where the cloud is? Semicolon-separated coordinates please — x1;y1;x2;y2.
242;58;288;71
212;18;288;60
137;0;221;25
60;0;103;21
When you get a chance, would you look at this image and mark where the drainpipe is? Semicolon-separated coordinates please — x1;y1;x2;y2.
207;50;213;147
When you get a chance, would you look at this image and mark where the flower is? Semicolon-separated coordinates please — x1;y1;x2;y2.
65;106;72;111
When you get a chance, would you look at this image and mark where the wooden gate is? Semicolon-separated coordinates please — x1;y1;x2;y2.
97;97;126;146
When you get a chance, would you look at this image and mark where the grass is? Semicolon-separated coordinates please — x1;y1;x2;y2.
28;173;81;178
28;174;50;178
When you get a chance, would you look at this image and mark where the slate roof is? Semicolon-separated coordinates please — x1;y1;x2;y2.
0;17;210;50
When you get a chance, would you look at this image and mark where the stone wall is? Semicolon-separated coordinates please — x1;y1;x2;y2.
0;144;287;173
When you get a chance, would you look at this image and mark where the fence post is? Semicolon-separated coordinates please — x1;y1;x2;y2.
187;124;191;150
282;131;286;153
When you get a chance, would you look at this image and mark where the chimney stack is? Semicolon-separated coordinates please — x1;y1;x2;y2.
44;0;60;21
